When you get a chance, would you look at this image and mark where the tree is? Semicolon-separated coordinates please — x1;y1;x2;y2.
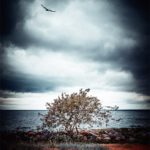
41;89;118;134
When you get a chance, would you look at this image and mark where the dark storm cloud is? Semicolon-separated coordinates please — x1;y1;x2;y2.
88;0;150;95
0;0;22;37
0;0;35;47
0;0;149;97
1;72;57;93
0;90;17;98
91;42;150;95
0;48;57;93
126;98;150;105
116;0;150;95
122;42;150;95
0;0;41;94
0;0;70;48
1;48;69;93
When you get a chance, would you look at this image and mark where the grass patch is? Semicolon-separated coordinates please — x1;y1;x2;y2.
1;141;43;150
58;143;109;150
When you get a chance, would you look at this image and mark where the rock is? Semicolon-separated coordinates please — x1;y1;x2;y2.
120;135;125;140
115;136;121;141
129;137;135;142
108;131;117;138
80;130;88;136
83;136;87;141
104;136;111;141
115;135;125;141
102;134;111;141
96;136;102;141
27;131;35;136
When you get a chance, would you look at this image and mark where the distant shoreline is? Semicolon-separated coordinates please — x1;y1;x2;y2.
1;109;150;111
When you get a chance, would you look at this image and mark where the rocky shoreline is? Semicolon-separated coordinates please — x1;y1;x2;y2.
80;128;150;143
1;127;150;144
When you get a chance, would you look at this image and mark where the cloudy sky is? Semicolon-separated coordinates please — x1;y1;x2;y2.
0;0;149;110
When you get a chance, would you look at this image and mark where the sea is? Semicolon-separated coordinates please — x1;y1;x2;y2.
0;110;150;131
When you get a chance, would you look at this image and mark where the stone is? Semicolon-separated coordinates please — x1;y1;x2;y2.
129;137;135;142
115;137;121;141
83;136;87;141
120;135;125;140
102;134;111;141
104;136;111;141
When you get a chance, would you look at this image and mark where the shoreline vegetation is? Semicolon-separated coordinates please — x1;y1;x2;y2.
1;127;150;150
1;90;149;149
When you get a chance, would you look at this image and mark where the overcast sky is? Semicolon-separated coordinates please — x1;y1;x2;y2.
0;0;150;110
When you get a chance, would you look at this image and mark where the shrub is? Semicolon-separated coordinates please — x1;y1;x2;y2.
41;89;118;134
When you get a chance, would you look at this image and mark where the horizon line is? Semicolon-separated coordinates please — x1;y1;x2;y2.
0;109;150;111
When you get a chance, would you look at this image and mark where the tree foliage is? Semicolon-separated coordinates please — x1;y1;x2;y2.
41;89;118;133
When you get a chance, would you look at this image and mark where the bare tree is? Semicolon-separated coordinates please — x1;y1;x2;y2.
41;89;118;134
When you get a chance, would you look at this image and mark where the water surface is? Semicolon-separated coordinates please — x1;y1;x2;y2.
0;110;149;131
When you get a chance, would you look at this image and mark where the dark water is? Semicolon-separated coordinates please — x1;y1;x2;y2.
0;110;150;131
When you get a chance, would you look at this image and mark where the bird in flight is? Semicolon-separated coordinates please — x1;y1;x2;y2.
41;4;55;12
